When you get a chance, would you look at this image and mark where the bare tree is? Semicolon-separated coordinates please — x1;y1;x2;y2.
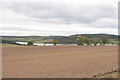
101;36;109;45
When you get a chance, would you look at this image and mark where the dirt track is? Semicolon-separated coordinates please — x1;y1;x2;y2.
2;45;118;78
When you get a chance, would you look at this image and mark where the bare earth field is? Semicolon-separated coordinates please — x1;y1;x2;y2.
2;45;118;78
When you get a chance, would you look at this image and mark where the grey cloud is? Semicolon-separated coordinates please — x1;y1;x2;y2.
1;26;68;32
0;1;117;27
1;27;32;31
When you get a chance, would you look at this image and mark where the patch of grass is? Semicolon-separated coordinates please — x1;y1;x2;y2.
1;43;19;46
109;41;119;44
95;72;118;78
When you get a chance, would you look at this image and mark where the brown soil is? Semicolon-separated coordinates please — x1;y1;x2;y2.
2;45;118;78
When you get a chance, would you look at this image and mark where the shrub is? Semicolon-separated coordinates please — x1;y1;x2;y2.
27;42;33;46
52;39;58;46
76;36;85;45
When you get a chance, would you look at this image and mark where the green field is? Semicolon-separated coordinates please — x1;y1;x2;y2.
0;43;19;46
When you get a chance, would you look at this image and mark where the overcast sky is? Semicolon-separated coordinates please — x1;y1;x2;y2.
0;0;119;36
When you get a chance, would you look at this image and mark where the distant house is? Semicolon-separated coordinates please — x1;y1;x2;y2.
16;42;28;45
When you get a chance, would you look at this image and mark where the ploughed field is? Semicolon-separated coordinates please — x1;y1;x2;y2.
2;45;118;78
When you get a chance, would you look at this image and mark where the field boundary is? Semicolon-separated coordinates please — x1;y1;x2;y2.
93;69;118;78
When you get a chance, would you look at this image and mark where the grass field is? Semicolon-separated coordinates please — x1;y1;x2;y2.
1;43;19;46
2;45;118;78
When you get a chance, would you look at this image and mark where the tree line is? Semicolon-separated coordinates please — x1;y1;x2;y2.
46;35;109;46
76;35;108;46
26;35;109;46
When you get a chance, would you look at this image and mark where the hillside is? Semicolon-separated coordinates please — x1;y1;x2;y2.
1;34;118;44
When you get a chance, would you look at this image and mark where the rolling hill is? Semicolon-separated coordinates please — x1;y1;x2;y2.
1;34;118;44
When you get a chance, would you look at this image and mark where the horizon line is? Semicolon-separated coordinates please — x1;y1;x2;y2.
0;33;119;36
